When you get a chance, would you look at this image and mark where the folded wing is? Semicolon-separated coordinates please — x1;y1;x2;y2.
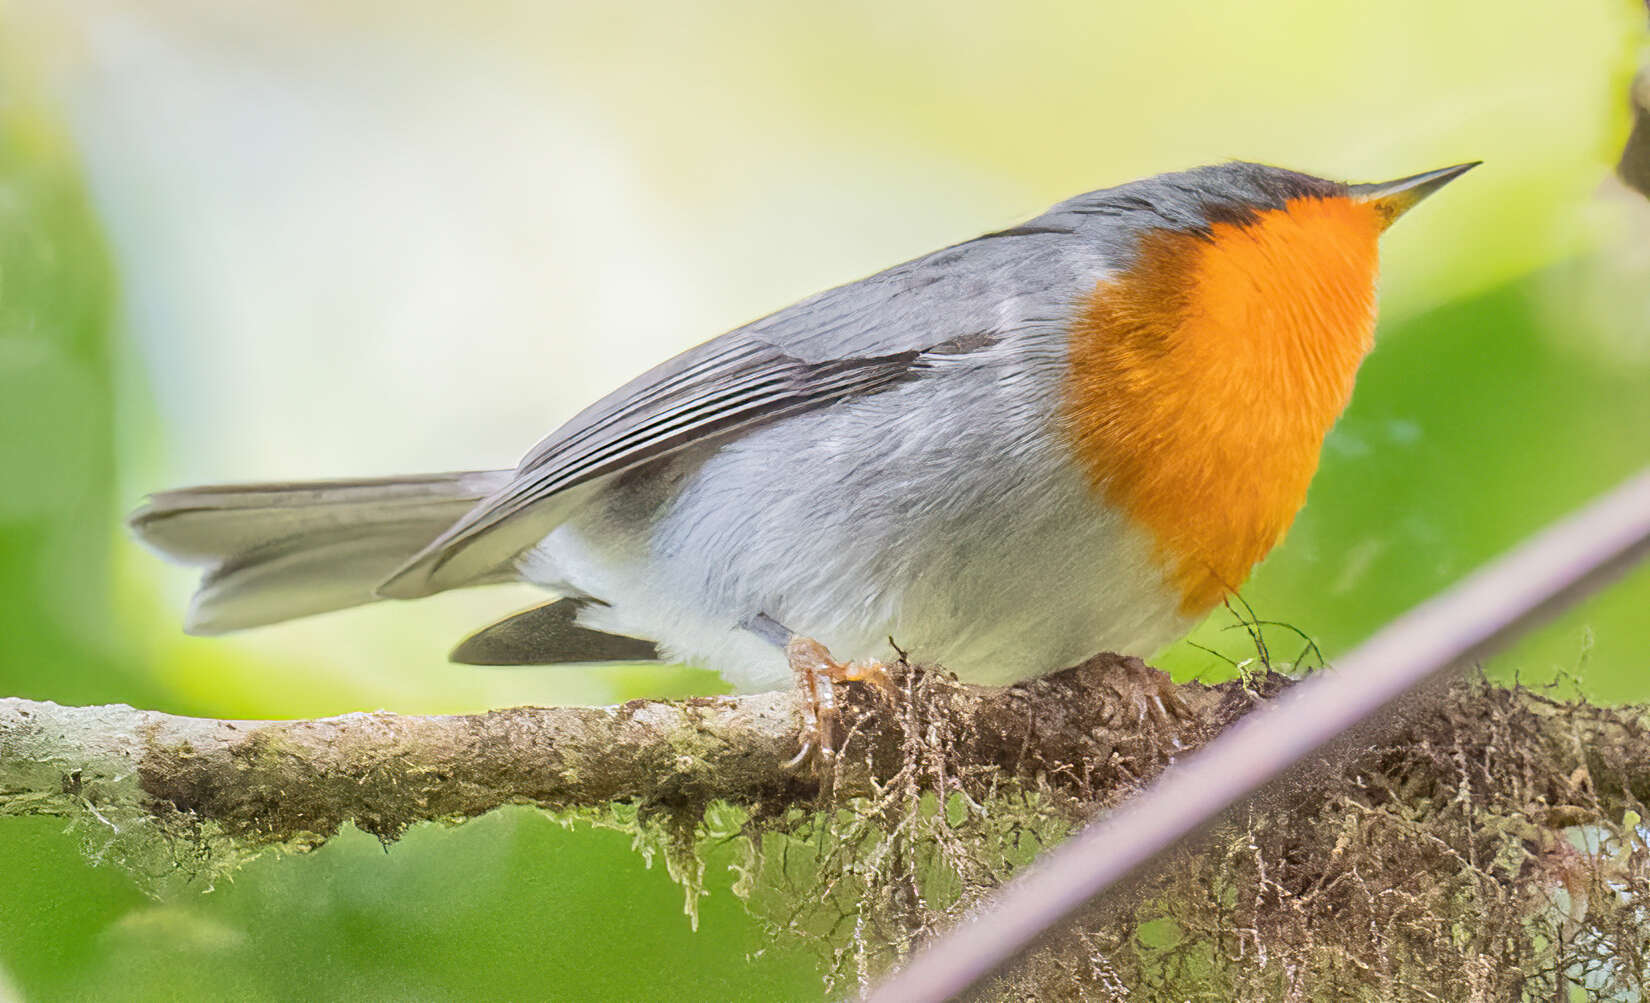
376;338;924;597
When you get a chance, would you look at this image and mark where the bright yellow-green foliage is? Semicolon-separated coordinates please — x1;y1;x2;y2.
1;1;1648;999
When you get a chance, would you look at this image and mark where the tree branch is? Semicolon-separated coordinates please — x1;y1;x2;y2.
8;653;1650;996
0;655;1248;856
6;653;1649;876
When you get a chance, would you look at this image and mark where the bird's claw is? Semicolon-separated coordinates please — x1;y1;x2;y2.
1106;657;1193;729
785;636;894;772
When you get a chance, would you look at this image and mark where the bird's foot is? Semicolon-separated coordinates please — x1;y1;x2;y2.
784;636;896;771
1105;656;1192;729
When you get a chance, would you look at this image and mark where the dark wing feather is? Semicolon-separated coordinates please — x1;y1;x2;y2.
450;598;660;665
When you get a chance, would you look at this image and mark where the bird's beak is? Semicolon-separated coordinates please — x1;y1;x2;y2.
1349;162;1481;230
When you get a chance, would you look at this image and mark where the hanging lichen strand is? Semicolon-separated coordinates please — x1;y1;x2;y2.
726;666;1650;1001
6;657;1650;999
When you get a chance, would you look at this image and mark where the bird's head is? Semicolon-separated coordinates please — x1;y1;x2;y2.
1057;160;1480;329
1061;160;1477;615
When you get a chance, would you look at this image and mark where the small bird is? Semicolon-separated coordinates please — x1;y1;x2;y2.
131;161;1474;722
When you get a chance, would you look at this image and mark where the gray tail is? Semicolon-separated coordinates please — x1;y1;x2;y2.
128;470;513;634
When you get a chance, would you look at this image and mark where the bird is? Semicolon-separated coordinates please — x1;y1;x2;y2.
130;160;1475;739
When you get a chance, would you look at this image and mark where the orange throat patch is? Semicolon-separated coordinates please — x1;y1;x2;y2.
1065;195;1383;615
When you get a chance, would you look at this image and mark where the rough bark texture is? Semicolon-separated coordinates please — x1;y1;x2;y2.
7;658;1650;999
0;655;1234;861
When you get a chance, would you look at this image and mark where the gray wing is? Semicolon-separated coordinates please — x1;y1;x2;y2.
377;225;1086;599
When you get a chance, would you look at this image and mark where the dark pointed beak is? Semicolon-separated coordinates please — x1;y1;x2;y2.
1349;162;1481;230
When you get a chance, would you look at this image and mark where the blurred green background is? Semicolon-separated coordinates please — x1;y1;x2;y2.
2;1;1647;999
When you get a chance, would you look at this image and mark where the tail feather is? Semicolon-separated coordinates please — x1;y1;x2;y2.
129;470;513;634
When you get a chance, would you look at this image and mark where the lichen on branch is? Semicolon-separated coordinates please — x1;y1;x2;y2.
5;656;1650;1000
0;654;1220;893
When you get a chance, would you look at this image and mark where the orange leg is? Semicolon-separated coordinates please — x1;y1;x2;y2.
783;636;896;770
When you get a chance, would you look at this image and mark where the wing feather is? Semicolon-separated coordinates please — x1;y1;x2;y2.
376;222;1079;600
377;339;923;597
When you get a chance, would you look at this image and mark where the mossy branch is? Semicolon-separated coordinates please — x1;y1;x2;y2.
7;658;1650;998
0;656;1238;870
